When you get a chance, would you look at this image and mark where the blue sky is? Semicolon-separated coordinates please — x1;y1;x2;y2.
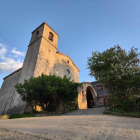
0;0;140;87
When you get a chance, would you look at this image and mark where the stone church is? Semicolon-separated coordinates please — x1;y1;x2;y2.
0;22;107;115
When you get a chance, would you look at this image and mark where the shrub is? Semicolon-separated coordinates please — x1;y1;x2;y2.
15;74;81;112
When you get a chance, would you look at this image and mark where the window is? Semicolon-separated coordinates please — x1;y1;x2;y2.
36;31;39;35
35;31;39;38
97;85;103;91
66;69;70;74
67;60;69;63
48;32;54;41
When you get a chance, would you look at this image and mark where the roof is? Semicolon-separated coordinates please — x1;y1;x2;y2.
56;51;80;72
91;81;107;96
3;68;22;80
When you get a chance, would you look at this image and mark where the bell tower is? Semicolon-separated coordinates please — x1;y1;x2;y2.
32;22;59;77
29;22;59;50
10;22;59;114
17;22;59;83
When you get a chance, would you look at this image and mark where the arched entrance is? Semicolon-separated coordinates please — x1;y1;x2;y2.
86;86;95;108
78;82;97;109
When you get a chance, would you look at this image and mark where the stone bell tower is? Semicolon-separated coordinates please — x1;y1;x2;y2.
23;22;59;80
32;22;59;77
9;22;59;114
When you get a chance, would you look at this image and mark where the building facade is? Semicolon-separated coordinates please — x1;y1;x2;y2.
0;22;79;115
0;22;107;115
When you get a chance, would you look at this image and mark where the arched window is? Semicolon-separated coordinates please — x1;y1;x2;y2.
48;32;54;41
66;69;70;74
36;31;39;38
36;30;39;35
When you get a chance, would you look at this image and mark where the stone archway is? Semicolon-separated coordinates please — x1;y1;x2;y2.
86;86;94;108
78;82;97;109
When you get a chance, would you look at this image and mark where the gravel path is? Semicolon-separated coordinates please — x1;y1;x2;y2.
0;107;140;140
0;129;46;140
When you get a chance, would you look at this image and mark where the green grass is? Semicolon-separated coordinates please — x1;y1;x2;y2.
9;108;78;119
103;110;140;118
9;114;36;119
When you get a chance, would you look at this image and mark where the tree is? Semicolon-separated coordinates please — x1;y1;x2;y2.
87;45;140;112
15;74;81;112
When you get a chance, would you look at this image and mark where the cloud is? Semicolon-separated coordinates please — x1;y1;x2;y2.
0;43;7;59
0;58;23;73
11;47;25;56
0;42;24;74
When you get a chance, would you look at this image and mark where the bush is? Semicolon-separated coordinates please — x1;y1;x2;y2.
15;74;81;112
9;114;35;119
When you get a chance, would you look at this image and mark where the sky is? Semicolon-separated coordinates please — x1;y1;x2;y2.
0;0;140;87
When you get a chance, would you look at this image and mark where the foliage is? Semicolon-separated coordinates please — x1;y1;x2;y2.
15;74;81;112
32;109;39;114
87;45;140;112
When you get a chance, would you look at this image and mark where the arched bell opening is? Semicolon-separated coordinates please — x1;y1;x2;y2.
86;86;95;108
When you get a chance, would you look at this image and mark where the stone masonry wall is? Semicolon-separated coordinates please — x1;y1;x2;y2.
0;69;21;115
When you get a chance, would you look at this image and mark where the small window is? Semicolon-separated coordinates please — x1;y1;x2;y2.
82;91;84;97
49;49;50;52
66;69;70;74
48;32;54;41
97;85;103;91
36;31;39;35
35;31;39;38
67;60;69;63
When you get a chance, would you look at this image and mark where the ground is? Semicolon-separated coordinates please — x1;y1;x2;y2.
0;107;140;140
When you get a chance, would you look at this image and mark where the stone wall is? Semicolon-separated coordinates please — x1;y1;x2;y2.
54;52;79;82
7;38;42;115
0;69;21;115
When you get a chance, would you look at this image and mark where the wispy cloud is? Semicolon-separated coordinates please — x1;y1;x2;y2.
0;43;7;59
11;47;25;56
0;42;24;73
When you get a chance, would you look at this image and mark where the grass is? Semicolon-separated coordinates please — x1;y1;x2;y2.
9;111;64;119
9;114;36;119
103;110;140;118
8;108;78;119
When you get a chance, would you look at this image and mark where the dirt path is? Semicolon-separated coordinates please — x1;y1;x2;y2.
62;107;105;116
0;107;140;140
0;129;46;140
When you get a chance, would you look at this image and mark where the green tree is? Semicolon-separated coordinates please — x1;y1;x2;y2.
87;45;140;112
15;74;81;112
